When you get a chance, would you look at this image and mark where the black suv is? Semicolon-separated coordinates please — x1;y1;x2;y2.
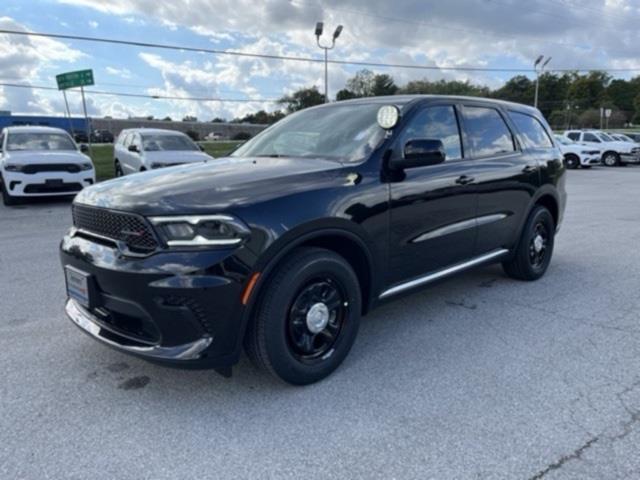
60;96;566;385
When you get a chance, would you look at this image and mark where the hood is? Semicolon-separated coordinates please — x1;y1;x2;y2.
143;150;213;164
75;156;345;215
4;150;89;165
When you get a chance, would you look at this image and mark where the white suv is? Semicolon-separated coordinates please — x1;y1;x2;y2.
0;126;95;206
554;135;601;169
563;130;640;167
113;128;213;176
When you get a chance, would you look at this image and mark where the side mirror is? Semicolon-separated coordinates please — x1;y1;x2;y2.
392;139;446;169
79;144;89;153
128;144;139;153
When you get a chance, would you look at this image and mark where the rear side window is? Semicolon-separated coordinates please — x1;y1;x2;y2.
462;106;515;157
509;112;553;149
399;105;462;160
583;133;600;142
567;132;580;141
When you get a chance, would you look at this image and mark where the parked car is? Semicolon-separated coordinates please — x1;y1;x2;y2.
554;135;601;169
73;131;89;144
205;132;223;141
608;133;636;144
112;128;213;176
0;126;95;206
90;129;114;143
563;129;640;166
621;132;640;143
61;96;566;385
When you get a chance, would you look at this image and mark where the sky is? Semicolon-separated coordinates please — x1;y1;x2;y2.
0;0;639;121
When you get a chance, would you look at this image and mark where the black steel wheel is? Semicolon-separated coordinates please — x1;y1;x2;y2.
503;206;555;281
564;154;580;169
244;247;361;385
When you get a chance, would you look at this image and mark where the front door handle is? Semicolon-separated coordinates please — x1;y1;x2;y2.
455;175;475;185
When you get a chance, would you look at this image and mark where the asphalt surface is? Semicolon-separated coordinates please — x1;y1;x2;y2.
2;167;640;480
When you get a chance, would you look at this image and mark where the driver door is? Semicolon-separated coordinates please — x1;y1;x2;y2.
387;103;479;286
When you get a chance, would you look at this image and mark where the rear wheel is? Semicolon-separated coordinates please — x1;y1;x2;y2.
602;151;620;167
244;247;361;385
502;206;555;281
564;154;580;169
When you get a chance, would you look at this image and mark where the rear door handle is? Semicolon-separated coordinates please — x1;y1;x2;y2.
455;175;475;185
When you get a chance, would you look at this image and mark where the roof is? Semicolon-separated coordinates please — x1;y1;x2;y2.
2;125;70;134
332;94;540;114
118;128;188;136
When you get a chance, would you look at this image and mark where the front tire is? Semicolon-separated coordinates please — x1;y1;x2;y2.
564;154;580;169
244;247;362;385
502;206;555;281
602;151;620;167
1;176;18;206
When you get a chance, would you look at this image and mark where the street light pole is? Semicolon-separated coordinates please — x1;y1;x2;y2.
315;22;343;103
534;55;552;109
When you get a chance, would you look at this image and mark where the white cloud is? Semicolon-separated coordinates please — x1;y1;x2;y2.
105;66;132;79
88;20;98;28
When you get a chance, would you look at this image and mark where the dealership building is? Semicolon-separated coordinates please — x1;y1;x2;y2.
0;113;267;139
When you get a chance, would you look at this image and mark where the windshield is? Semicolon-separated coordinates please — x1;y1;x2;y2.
7;132;76;151
142;134;199;152
597;133;614;142
556;136;571;145
231;103;387;163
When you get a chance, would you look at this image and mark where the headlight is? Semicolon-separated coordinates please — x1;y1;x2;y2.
80;163;93;171
148;215;250;247
4;164;22;172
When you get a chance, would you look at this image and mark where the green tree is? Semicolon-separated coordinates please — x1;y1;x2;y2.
371;74;398;96
278;86;325;113
336;88;358;101
346;69;376;97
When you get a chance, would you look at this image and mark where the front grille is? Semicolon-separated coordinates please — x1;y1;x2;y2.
22;163;81;174
72;204;159;253
159;295;213;335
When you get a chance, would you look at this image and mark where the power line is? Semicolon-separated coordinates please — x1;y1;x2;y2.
0;82;280;103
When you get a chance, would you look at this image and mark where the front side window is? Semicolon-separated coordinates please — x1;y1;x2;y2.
567;132;580;141
142;134;199;152
597;133;613;142
462;106;515;157
6;132;76;151
510;111;553;149
398;105;462;161
232;103;387;163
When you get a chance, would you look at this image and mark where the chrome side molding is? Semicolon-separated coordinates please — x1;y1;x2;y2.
379;248;509;299
412;213;508;243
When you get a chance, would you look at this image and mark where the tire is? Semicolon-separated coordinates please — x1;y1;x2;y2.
502;206;555;281
602;151;620;167
114;160;124;177
244;247;362;385
1;176;18;206
564;154;580;169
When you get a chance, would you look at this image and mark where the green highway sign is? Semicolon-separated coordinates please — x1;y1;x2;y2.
56;69;94;90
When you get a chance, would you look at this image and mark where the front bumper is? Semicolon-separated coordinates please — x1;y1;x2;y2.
3;170;95;197
60;231;256;368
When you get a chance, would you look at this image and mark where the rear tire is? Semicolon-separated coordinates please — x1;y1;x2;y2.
244;247;362;385
602;151;620;167
502;206;555;281
564;154;580;169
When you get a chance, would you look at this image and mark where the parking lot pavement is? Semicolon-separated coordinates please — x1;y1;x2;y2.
1;167;640;480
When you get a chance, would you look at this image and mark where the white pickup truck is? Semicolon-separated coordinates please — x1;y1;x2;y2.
563;130;640;167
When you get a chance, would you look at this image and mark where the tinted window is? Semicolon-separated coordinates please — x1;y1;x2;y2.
463;106;515;157
583;133;600;143
142;134;199;151
567;132;580;141
399;105;462;160
510;112;553;148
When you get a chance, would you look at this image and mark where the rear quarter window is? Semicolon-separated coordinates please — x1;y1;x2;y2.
462;106;515;157
509;111;553;149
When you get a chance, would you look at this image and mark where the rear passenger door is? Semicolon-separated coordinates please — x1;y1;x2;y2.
459;103;540;255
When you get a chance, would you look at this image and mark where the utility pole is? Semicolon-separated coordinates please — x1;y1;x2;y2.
80;86;93;158
534;55;552;109
315;22;343;103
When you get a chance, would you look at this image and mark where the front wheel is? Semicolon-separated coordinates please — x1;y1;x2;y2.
502;206;555;281
244;247;361;385
564;154;580;169
1;177;18;206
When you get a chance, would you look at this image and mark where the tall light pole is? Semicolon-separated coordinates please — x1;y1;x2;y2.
315;22;343;103
534;55;552;109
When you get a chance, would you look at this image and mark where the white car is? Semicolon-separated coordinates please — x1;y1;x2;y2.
554;135;601;169
0;126;95;206
205;132;223;141
113;128;213;176
563;129;640;167
609;133;637;144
